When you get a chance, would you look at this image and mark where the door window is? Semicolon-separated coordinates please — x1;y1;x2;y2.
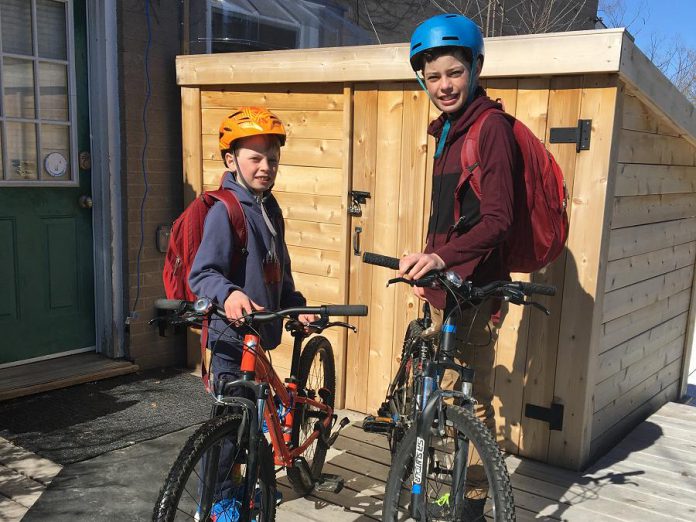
0;0;76;185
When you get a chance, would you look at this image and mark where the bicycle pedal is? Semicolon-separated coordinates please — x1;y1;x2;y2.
314;473;344;493
362;415;395;433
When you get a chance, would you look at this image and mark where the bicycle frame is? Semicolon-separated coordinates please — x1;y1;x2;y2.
222;329;335;469
410;307;476;519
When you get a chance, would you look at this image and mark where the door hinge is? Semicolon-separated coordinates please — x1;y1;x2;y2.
524;402;564;431
549;119;592;152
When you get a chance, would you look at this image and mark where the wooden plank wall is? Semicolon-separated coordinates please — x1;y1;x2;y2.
590;91;696;459
195;84;352;405
345;84;431;414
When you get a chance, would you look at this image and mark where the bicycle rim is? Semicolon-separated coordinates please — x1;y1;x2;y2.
152;414;276;521
383;405;515;521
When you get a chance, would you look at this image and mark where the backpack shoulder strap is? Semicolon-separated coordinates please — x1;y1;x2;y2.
205;189;248;253
460;108;504;199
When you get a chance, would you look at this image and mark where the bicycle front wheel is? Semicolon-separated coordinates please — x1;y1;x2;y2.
383;404;515;521
287;335;335;495
153;414;276;521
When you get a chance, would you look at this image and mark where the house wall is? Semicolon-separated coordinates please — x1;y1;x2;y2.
118;1;185;368
590;90;696;459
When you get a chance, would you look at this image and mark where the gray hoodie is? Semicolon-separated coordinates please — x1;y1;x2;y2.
188;171;305;357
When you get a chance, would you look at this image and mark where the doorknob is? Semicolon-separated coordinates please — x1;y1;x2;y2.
352;226;363;256
78;195;93;209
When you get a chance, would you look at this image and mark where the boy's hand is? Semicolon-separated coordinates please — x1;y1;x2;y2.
398;252;446;281
298;313;320;334
224;290;264;321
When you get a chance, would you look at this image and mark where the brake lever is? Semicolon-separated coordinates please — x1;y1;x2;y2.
524;301;550;316
326;321;358;333
387;277;414;287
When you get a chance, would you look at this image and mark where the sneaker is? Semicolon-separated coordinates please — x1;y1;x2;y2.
210;498;241;522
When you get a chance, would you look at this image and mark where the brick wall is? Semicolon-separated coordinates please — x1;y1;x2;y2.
118;0;185;369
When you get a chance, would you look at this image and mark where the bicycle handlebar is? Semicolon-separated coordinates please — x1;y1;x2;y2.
362;251;401;270
154;298;190;310
154;298;368;321
362;251;556;298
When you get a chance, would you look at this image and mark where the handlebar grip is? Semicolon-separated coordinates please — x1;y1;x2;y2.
154;298;188;310
324;305;368;317
519;283;557;296
362;252;400;270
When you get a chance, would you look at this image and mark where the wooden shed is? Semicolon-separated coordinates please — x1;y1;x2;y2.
175;28;696;470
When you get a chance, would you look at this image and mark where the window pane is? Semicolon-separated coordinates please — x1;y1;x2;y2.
6;122;38;181
3;58;36;119
39;62;68;120
40;124;70;181
1;0;33;56
37;0;67;60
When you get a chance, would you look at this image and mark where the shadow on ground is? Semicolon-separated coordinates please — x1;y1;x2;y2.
0;367;210;464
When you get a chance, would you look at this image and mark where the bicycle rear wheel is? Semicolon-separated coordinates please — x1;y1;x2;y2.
387;318;427;454
287;335;335;495
383;404;515;521
153;414;276;521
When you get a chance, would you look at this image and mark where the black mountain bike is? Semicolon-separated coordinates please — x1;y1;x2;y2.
362;252;555;522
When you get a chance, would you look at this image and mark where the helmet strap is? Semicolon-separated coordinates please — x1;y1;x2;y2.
434;119;451;159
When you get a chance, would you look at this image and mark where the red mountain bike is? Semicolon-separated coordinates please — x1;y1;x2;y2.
151;297;367;521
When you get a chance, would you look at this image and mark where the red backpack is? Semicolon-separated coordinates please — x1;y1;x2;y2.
163;188;247;301
459;108;569;273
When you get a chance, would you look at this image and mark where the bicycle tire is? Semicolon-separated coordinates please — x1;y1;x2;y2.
382;404;515;521
287;335;336;495
387;318;426;454
153;414;276;521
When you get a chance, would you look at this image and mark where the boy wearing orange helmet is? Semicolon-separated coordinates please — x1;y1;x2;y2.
190;107;315;368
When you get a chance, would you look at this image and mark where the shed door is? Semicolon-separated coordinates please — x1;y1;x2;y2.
0;0;94;365
345;83;432;414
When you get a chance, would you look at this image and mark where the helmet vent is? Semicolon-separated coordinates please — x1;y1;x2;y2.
412;42;422;50
442;36;460;41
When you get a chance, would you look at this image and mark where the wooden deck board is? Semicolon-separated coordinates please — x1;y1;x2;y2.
0;353;138;401
275;402;696;521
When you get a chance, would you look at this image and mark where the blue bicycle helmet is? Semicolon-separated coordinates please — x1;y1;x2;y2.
409;14;485;72
410;14;485;158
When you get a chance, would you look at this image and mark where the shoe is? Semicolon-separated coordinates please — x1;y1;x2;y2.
462;497;486;521
210;498;241;522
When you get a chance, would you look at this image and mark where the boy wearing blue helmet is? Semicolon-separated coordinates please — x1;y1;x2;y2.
398;13;521;514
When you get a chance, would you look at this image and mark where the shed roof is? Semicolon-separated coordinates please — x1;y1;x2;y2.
177;28;695;146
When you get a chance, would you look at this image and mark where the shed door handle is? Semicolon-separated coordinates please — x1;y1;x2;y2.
353;226;363;256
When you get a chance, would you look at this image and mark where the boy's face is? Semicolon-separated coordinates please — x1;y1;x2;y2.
227;134;280;194
422;53;476;114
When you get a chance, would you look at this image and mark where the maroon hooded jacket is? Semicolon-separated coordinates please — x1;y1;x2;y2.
424;88;521;310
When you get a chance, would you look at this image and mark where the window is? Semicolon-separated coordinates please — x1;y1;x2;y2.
186;0;374;55
0;0;77;185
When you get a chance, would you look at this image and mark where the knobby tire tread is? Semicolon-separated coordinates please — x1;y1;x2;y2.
152;414;276;521
383;404;515;521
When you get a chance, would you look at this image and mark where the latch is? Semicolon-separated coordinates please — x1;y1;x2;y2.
549;119;592;152
524;402;564;431
348;190;371;216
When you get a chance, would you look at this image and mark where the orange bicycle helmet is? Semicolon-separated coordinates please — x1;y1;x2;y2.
219;107;287;152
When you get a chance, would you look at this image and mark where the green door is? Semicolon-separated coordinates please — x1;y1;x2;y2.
0;0;94;365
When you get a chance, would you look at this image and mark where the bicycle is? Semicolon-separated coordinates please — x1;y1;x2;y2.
362;267;435;456
150;297;367;521
362;252;555;521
